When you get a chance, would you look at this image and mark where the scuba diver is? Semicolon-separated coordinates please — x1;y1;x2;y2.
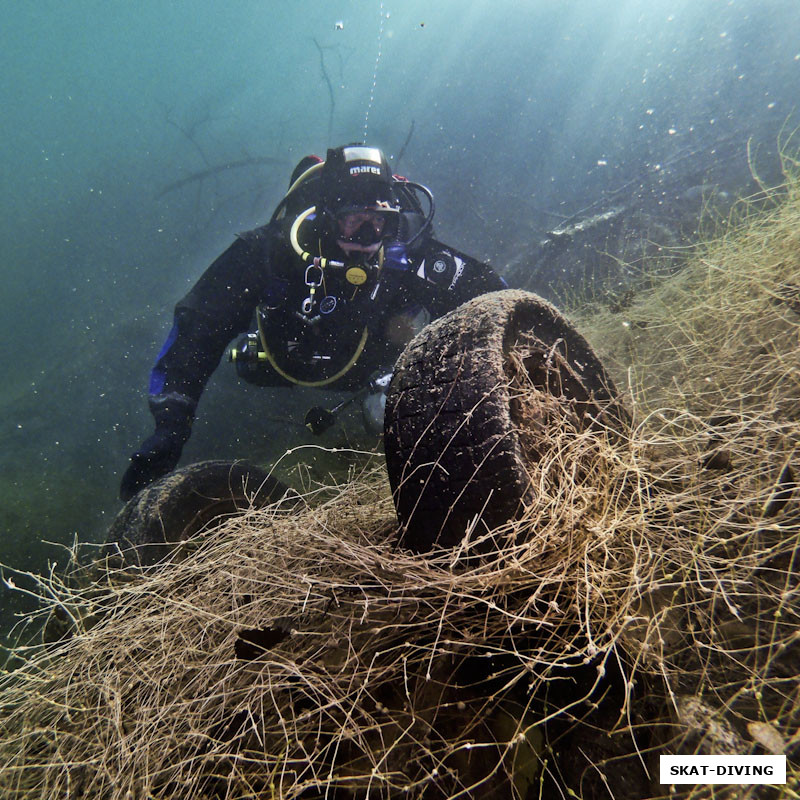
120;144;507;501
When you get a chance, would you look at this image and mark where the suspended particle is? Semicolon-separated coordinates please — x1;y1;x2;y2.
334;20;344;30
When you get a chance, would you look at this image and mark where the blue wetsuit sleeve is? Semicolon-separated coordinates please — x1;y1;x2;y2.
149;323;179;397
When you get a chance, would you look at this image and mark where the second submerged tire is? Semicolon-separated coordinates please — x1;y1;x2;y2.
384;289;624;552
105;460;293;566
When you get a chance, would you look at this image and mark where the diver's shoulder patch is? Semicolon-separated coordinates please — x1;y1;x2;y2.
416;250;465;290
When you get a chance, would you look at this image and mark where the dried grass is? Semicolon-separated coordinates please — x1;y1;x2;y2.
2;168;800;798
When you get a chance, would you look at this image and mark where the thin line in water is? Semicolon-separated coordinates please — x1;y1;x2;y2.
363;1;385;144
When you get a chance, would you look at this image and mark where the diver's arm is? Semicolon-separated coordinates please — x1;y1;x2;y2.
148;306;239;413
446;246;507;307
120;235;269;500
149;236;264;413
409;239;507;319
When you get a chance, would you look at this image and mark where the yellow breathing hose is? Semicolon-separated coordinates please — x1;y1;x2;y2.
289;206;319;264
263;201;383;386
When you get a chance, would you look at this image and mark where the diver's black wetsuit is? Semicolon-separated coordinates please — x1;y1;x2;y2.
150;217;506;407
121;143;507;503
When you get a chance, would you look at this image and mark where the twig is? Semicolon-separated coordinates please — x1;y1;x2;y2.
156;156;284;198
313;37;336;145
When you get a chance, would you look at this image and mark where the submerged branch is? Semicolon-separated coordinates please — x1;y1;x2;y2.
395;120;415;169
156;156;284;198
313;37;336;146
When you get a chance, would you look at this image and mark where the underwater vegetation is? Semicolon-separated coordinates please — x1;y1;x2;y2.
1;164;800;797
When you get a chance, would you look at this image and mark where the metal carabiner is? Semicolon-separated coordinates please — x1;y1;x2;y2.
301;261;324;315
305;263;324;288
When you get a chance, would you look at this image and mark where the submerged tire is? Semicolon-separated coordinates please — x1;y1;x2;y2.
105;460;292;566
384;289;625;552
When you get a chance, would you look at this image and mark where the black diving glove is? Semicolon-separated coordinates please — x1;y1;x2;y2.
119;395;194;502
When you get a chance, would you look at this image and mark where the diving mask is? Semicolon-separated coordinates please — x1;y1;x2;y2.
335;204;399;253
